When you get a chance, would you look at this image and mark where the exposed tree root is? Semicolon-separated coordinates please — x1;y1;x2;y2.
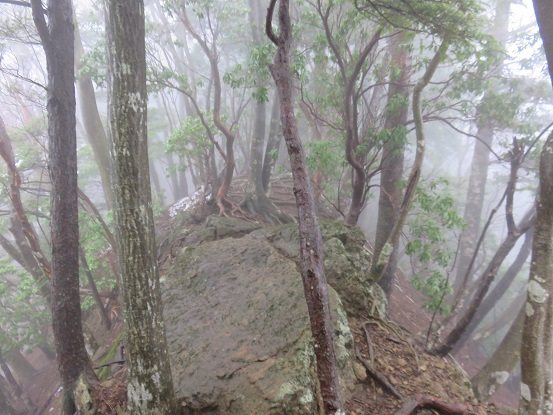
354;344;404;400
394;394;467;415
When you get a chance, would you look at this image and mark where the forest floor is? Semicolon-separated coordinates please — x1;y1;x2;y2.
23;260;518;415
19;186;518;414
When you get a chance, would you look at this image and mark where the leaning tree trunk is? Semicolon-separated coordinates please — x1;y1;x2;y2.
452;226;533;355
105;0;177;413
30;0;95;413
267;1;344;413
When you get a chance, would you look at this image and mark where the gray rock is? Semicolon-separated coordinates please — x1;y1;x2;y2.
162;217;383;414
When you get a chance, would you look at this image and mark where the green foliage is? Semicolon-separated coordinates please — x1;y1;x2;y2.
406;178;465;314
165;115;216;175
306;139;345;178
0;260;50;355
79;210;116;311
79;37;107;87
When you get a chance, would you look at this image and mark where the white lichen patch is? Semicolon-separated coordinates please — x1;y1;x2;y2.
526;302;535;317
120;63;132;76
128;378;154;406
491;371;509;385
521;383;531;402
128;92;143;113
299;389;314;405
528;280;548;303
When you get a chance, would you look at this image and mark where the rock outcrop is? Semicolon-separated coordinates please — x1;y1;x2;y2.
161;215;384;414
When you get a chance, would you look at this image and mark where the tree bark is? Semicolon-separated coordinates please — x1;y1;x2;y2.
519;2;553;412
267;1;344;413
29;0;95;412
105;0;178;412
471;303;524;401
519;134;553;415
179;6;237;215
262;92;282;192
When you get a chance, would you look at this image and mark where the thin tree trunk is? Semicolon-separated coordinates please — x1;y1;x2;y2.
267;1;344;413
0;115;51;287
472;304;524;401
452;227;533;355
432;207;535;357
79;248;111;330
454;0;512;298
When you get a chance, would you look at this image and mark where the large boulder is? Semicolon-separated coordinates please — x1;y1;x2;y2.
161;216;382;414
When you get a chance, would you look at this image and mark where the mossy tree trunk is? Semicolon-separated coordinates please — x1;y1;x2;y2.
105;0;177;413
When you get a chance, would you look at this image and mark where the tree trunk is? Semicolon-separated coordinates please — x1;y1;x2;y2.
30;0;95;413
6;349;37;382
520;134;553;415
105;0;178;412
452;226;533;355
179;6;237;214
0;350;36;414
262;92;282;192
372;34;410;298
0;377;16;415
472;304;524;401
74;14;113;209
267;1;344;413
453;0;512;298
519;2;553;412
79;248;111;330
432;207;534;357
373;40;450;283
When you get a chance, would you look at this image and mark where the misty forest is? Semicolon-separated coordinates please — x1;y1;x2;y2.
0;0;553;414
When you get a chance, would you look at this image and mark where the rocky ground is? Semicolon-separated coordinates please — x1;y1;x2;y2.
19;182;518;414
24;256;517;415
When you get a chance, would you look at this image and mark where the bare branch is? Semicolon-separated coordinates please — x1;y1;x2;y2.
0;0;31;7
